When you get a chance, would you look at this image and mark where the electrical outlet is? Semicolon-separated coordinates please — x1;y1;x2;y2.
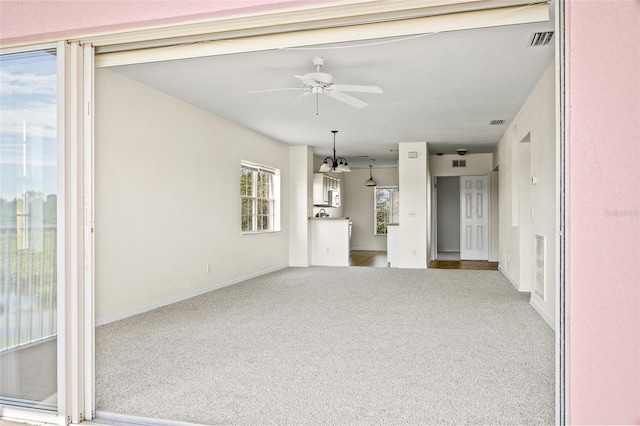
413;249;417;255
326;248;331;254
206;264;211;274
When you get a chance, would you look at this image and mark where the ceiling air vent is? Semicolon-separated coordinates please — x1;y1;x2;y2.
452;160;466;168
529;31;554;47
490;119;505;126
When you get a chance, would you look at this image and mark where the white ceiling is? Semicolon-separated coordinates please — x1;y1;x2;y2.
110;16;554;168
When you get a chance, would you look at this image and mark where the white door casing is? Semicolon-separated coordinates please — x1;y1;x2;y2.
460;175;489;260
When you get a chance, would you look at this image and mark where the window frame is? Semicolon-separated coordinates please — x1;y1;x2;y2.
374;186;398;236
240;161;281;234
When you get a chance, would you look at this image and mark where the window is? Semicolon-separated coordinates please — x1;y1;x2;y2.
374;187;398;235
240;161;280;233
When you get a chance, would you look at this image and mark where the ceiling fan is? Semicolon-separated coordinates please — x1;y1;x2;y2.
249;56;383;114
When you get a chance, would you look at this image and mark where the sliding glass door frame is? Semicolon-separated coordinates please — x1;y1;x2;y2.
0;40;95;426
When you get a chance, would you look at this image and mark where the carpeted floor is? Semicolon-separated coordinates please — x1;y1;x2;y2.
96;267;555;425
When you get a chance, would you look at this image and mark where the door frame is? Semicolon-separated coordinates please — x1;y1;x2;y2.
432;173;493;262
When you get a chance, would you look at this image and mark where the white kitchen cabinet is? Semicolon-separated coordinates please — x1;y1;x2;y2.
312;173;340;206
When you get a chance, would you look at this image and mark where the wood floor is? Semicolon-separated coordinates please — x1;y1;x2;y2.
350;250;388;267
349;250;498;270
429;259;499;270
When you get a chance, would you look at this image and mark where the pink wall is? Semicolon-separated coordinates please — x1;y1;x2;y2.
1;0;639;424
0;0;334;45
566;0;640;424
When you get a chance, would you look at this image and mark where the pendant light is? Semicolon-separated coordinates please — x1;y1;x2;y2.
319;130;351;173
365;160;377;187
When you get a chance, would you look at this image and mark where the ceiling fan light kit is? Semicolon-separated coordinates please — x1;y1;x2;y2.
251;56;383;116
321;130;351;173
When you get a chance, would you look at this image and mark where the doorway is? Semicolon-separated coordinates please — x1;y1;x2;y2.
436;176;461;260
435;175;490;262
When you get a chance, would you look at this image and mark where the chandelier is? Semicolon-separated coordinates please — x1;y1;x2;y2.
319;130;351;173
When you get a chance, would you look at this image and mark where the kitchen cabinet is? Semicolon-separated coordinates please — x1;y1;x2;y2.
313;173;340;206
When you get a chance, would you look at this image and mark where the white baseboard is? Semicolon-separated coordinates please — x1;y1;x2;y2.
530;297;555;330
499;265;525;292
96;411;201;426
96;265;288;326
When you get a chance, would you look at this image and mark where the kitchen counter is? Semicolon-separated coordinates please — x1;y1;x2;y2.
310;218;351;266
309;217;350;220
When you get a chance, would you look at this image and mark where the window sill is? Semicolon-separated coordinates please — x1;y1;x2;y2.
241;230;281;235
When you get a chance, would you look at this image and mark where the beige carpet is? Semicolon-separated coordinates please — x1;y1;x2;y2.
96;267;554;425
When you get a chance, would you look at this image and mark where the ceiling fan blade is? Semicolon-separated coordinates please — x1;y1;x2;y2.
288;91;312;108
248;87;304;93
326;91;368;108
294;74;319;87
330;84;383;94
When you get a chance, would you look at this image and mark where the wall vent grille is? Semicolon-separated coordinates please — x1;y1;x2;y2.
535;234;545;299
489;119;505;126
452;160;467;168
529;31;554;47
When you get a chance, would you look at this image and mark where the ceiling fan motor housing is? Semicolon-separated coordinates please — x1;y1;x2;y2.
305;72;333;86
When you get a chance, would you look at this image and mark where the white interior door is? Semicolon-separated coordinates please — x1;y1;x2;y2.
460;176;489;260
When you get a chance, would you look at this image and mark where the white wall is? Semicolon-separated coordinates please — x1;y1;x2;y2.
493;60;556;327
342;167;399;251
289;145;313;266
430;153;493;175
398;142;428;268
95;69;290;324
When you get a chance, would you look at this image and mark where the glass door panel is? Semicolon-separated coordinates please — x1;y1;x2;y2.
0;49;58;410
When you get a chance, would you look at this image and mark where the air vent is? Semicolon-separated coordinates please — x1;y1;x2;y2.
452;160;466;168
490;119;505;126
529;31;554;47
535;234;545;299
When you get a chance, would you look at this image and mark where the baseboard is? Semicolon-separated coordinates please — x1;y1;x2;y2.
530;297;555;330
499;265;524;292
96;265;288;326
96;411;201;426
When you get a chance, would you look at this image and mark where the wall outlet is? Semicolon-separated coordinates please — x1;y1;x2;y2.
413;249;417;255
206;264;211;274
326;248;330;254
